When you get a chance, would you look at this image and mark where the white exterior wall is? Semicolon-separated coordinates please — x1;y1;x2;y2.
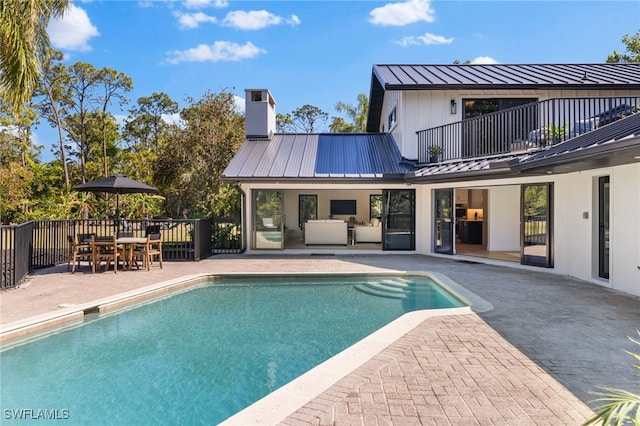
610;163;640;296
379;89;638;161
413;163;640;297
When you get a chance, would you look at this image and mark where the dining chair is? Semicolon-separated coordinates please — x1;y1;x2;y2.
133;233;163;271
94;235;121;273
67;235;94;273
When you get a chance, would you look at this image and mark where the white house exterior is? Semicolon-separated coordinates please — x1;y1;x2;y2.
223;64;640;298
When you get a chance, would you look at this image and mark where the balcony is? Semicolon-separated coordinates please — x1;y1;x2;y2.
416;97;640;164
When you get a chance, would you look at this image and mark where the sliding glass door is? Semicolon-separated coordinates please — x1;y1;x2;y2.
434;189;454;254
253;190;283;249
382;189;415;250
521;183;553;267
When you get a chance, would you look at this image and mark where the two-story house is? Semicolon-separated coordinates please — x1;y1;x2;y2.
223;63;640;297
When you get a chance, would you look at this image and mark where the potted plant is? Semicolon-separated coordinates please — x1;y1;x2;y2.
428;145;443;163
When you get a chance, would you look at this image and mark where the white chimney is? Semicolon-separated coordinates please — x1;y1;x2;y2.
245;89;276;139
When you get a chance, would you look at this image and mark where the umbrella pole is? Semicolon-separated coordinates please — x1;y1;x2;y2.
115;193;120;234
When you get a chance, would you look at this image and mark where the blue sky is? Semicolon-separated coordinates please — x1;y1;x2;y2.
38;0;639;160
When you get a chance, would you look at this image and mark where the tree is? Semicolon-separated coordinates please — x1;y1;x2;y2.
123;92;178;153
0;0;69;114
276;105;328;133
34;48;70;187
331;93;368;133
121;92;179;185
607;30;640;63
96;68;132;177
61;62;101;183
276;112;295;133
154;89;244;218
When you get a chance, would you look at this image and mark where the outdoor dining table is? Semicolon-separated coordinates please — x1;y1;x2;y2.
90;236;147;271
116;237;147;270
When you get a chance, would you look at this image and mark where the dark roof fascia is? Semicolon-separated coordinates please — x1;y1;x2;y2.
381;83;640;91
367;68;386;132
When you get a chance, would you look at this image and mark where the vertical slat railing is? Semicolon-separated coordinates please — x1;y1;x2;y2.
417;96;640;163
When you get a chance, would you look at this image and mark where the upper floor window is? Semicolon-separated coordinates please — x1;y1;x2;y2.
388;106;397;130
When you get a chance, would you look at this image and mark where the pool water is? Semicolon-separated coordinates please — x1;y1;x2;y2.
1;274;464;425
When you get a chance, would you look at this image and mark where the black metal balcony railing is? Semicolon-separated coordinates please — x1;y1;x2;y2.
417;96;640;164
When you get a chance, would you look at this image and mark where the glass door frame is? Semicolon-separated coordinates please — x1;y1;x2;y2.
521;183;553;267
381;189;415;251
433;188;454;254
252;189;284;250
598;176;610;279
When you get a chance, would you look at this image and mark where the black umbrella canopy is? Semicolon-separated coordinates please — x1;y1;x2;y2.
73;175;158;194
73;175;158;222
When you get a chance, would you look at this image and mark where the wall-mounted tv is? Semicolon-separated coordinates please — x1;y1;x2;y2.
330;199;356;216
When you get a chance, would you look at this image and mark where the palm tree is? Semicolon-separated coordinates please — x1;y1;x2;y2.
584;330;640;425
0;0;69;114
334;93;369;132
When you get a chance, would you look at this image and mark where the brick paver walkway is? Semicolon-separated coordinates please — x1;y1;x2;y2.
282;314;593;425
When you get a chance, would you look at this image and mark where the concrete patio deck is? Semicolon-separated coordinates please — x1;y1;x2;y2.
2;253;639;424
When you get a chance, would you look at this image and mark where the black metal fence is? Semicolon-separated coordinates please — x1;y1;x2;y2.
1;217;243;290
417;96;640;163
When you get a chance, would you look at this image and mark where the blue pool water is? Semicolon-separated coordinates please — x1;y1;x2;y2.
1;274;464;425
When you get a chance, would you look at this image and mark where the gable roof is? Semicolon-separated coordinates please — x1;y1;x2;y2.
222;133;412;182
367;63;640;132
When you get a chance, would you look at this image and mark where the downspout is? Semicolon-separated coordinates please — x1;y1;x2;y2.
233;181;247;253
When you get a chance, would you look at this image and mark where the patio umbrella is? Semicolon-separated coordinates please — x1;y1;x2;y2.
73;174;158;222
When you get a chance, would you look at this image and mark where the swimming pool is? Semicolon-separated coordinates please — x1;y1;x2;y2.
1;274;465;425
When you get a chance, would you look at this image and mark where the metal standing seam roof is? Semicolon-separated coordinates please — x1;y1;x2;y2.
222;133;412;181
367;63;640;132
511;111;640;169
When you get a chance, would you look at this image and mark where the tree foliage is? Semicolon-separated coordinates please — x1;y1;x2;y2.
607;30;640;63
276;104;328;133
0;0;70;114
154;89;244;218
331;93;368;132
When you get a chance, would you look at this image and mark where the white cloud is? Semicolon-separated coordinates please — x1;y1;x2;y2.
174;11;217;29
471;56;498;64
234;95;245;114
184;0;228;9
162;113;185;127
222;10;301;30
396;32;453;47
47;4;99;51
369;0;435;26
166;41;266;63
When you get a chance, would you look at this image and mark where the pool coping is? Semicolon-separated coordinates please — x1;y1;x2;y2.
0;270;493;424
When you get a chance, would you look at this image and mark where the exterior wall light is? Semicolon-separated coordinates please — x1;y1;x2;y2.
450;99;457;114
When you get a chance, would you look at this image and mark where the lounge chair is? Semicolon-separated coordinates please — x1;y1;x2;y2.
262;218;277;229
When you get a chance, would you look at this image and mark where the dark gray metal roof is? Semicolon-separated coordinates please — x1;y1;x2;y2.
408;153;532;182
512;112;640;173
367;63;640;132
223;133;412;181
409;112;640;182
